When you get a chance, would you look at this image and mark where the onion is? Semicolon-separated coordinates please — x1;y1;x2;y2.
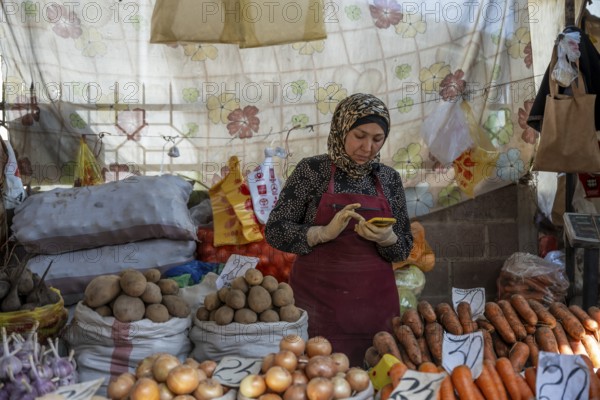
274;350;298;372
265;365;293;393
239;374;267;398
183;358;200;368
152;354;181;383
306;377;333;400
329;354;349;374
305;356;336;379
158;382;175;400
166;365;201;395
107;372;136;399
331;376;351;399
262;353;276;373
283;383;308;400
129;377;160;400
259;394;284;400
297;355;309;371
305;337;332;357
291;370;309;386
193;378;224;400
280;335;306;357
345;367;370;393
198;360;217;378
136;356;156;379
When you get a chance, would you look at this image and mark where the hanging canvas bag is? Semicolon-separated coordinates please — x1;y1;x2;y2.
532;46;600;173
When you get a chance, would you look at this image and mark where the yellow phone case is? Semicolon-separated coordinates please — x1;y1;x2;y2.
367;217;396;227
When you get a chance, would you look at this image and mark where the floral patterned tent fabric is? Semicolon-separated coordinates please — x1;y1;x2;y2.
1;0;537;218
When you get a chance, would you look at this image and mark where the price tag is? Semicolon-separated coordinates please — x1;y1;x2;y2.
441;331;484;379
212;356;263;388
37;378;104;400
536;351;589;400
215;254;259;289
452;287;485;319
389;369;445;400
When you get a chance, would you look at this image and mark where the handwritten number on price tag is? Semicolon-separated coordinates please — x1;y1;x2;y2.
389;369;445;400
452;287;485;319
442;331;484;379
537;351;589;400
212;356;262;387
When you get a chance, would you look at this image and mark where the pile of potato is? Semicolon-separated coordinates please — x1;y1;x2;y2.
196;269;302;325
83;269;190;323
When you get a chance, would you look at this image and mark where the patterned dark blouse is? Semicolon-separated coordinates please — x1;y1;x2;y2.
265;154;413;262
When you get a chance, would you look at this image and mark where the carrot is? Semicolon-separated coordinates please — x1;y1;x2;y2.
497;299;527;341
510;294;538;326
552;323;574;355
457;302;474;334
476;318;495;333
451;365;484;400
417;336;433;364
380;382;394;400
508;341;530;373
549;302;586;340
475;360;502;400
569;304;599;332
515;372;536;400
418;361;438;373
388;361;408;388
401;308;424;338
524;366;537;395
391;315;403;331
394;324;422;366
435;303;463;335
535;326;559;353
425;322;444;364
480;328;497;363
581;334;600;368
491;331;510;358
437;366;457;400
495;357;522;400
418;300;437;323
364;346;382;368
580;354;600;400
588;306;600;327
570;339;589;356
483;359;508;400
524;334;540;368
373;331;402;360
528;298;556;328
484;302;516;344
524;324;536;335
397;342;416;370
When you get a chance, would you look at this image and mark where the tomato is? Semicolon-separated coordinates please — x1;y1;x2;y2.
216;247;232;263
205;230;215;246
282;252;297;263
272;252;285;269
246;242;261;257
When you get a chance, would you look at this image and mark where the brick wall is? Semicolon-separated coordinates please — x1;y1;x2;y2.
416;183;538;305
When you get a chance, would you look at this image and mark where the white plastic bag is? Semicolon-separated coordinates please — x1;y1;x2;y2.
551;31;581;87
247;147;285;224
421;98;473;165
2;139;26;209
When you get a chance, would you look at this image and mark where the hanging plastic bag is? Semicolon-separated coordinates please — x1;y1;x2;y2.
551;31;581;87
247;147;285;225
209;156;264;246
1;139;26;209
421;98;474;165
74;136;103;187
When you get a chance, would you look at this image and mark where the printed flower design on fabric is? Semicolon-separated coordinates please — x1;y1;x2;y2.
483;108;513;146
183;88;200;103
395;13;426;38
397;97;414;113
453;148;499;197
46;3;82;39
291;40;325;55
74;27;107;57
506;27;531;59
419;62;451;93
438;184;462;208
315;84;347;115
10;94;40;126
183;43;218;61
395;64;411;80
290;80;308;96
116;108;148;141
369;0;402;28
496;148;525;182
183;122;199;137
393;143;422;179
524;42;533;68
291;114;309;128
345;5;362;20
518;99;538;144
405;182;434;218
70;113;87;129
439;70;466;101
207;93;240;124
227;106;260;139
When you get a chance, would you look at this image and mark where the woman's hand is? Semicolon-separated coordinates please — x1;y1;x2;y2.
355;220;398;247
307;203;363;246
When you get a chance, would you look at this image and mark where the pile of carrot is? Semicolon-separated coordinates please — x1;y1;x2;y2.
367;294;600;399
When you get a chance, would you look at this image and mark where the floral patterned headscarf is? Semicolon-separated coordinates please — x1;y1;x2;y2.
327;93;390;179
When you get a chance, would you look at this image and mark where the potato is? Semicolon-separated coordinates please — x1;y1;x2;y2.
141;282;162;304
113;294;146;322
204;292;221;311
209;309;218;322
231;276;249;293
217;287;230;303
214;305;234;325
247;285;272;314
95;305;113;317
244;269;263;286
196;306;210;321
157;279;179;295
84;275;122;308
120;270;147;297
260;309;280;323
145;303;170;323
234;308;258;324
261;275;279;293
279;304;302;322
162;295;191;318
143;268;162;283
272;287;294;307
225;289;247;310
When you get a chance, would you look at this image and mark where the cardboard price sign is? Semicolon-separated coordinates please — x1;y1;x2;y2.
212;356;263;387
441;331;484;379
389;369;445;400
452;287;485;319
216;254;259;289
536;351;590;400
37;379;104;400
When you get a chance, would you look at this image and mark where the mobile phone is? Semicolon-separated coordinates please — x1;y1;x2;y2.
366;217;397;227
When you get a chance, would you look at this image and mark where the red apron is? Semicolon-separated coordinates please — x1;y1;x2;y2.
289;164;400;367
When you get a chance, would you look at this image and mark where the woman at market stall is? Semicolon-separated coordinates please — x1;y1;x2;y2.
265;92;413;367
